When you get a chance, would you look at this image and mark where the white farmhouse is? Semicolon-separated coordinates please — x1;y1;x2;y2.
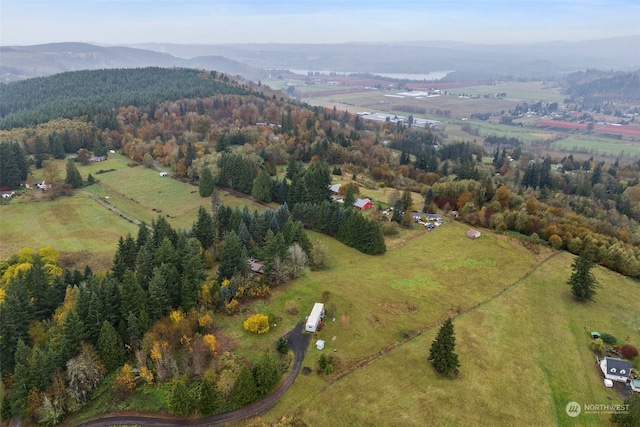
600;357;632;383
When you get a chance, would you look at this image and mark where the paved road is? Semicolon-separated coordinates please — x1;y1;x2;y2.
78;323;310;427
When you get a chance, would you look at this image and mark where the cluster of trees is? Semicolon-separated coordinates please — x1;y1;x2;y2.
197;201;316;289
292;201;386;255
0;142;29;189
0;68;250;129
428;175;640;276
0;205;304;424
565;69;640;108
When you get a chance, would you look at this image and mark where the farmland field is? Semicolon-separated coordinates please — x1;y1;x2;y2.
0;193;139;270
268;76;640;161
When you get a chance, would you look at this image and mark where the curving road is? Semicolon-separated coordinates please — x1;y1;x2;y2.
78;323;310;427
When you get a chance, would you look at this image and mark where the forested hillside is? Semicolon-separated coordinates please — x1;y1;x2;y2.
0;67;250;129
564;69;640;107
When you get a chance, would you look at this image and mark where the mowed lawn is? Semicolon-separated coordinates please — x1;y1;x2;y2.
261;249;640;427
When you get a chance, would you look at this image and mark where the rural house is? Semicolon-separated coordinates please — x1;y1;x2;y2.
466;229;481;239
328;183;342;194
354;198;374;210
599;357;633;383
247;258;264;274
27;180;50;190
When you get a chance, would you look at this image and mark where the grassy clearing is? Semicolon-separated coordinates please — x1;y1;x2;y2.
262;251;640;426
0;193;138;268
239;224;534;359
450;82;566;103
552;136;640;158
214;221;539;365
0;155;271;268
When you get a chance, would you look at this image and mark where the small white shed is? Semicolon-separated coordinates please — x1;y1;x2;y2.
316;340;325;350
305;303;325;332
159;172;169;177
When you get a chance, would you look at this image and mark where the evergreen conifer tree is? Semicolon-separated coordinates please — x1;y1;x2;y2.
199;378;218;416
428;318;460;376
97;320;126;372
232;366;258;406
65;158;83;188
199;166;215;197
567;255;600;301
168;379;194;415
253;352;280;398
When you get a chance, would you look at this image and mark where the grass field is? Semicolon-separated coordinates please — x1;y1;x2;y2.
0;154;271;269
552;136;640;158
0;193;139;269
257;247;640;427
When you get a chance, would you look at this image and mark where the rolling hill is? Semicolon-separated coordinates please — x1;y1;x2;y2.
0;42;266;83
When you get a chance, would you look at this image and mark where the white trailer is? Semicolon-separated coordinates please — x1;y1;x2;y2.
305;303;325;332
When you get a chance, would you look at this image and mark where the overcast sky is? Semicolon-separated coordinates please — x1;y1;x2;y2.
1;0;638;46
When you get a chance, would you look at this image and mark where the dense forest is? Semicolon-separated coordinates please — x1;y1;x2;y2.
2;66;640;423
0;67;251;129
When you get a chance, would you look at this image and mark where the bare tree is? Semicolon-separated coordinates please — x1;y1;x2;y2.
288;243;308;279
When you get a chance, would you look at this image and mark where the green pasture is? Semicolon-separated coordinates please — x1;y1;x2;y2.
213;221;538;364
261;249;640;426
0;155;271;268
0;193;138;269
552;136;640;158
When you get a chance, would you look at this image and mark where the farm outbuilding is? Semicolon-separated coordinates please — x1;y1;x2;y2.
305;303;325;332
466;229;481;239
354;198;374;210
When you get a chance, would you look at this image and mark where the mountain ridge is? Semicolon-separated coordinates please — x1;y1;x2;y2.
1;36;638;83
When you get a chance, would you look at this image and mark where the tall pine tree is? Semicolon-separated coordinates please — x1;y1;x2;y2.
567;255;600;301
65;158;83;188
199;166;215;197
428;318;460;376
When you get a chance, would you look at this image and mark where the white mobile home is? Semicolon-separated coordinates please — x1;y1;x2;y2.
305;303;325;332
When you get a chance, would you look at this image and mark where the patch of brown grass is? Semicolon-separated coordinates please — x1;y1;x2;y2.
58;250;112;272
